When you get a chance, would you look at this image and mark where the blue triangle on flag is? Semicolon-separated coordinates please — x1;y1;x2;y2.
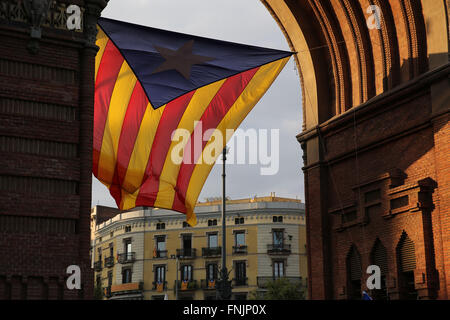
98;17;292;109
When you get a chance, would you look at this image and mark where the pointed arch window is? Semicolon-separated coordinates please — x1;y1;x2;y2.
346;245;362;300
370;239;388;300
396;232;418;300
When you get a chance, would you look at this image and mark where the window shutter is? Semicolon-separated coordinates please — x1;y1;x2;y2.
399;236;416;272
372;240;388;275
348;246;362;281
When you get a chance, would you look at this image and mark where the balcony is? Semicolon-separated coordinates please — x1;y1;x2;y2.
93;260;102;272
176;248;196;259
104;256;114;268
152;281;168;292
233;245;247;254
232;277;248;287
117;252;136;264
257;276;303;288
267;244;291;255
202;247;221;257
110;282;143;298
175;280;198;291
200;279;217;290
154;250;168;259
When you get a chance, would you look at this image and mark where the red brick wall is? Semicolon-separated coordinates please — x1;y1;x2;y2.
0;0;105;299
300;66;449;299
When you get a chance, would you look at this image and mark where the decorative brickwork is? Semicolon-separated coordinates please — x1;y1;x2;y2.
0;0;108;300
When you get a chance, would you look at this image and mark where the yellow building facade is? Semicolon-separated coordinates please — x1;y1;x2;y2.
91;195;307;300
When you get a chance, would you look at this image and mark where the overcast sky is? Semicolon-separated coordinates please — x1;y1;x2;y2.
92;0;304;208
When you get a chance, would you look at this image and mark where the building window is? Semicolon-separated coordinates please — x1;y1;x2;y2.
370;239;388;300
124;239;132;255
97;247;102;262
208;219;217;226
122;268;132;284
156;222;165;230
109;243;114;257
155;265;166;284
391;195;409;210
272;230;284;248
273;261;285;278
154;236;166;258
365;204;381;218
208;233;218;248
273;216;283;223
206;263;218;281
397;232;417;300
125;225;131;233
181;265;193;281
234;261;247;286
183;221;191;228
235;217;244;225
96;275;101;288
235;231;245;247
346;245;362;300
182;234;193;256
364;189;381;203
107;271;113;287
341;211;357;224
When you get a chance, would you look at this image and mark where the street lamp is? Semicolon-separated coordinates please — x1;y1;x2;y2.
216;147;232;300
170;254;179;300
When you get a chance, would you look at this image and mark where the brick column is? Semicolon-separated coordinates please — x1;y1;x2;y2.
77;0;109;299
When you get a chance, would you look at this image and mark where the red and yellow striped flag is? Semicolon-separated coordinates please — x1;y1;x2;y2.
94;18;292;225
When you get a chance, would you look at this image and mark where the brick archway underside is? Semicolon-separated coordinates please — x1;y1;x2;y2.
262;0;448;129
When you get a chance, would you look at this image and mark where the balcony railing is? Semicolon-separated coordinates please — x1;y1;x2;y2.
104;256;114;268
174;280;198;291
257;276;303;288
200;279;217;290
232;277;248;287
110;282;143;296
93;260;102;272
154;250;168;259
176;248;196;259
117;252;136;264
267;244;291;255
152;281;168;292
202;247;221;257
233;245;248;254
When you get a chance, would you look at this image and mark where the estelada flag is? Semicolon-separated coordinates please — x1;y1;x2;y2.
94;17;292;226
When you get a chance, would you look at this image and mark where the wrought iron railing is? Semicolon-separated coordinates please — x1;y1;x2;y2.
267;243;291;254
202;247;221;257
200;279;217;289
174;280;198;291
232;245;248;254
232;277;248;286
93;260;102;272
176;248;196;259
104;256;114;268
117;252;136;264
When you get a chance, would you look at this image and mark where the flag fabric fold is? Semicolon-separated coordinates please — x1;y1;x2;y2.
94;17;292;225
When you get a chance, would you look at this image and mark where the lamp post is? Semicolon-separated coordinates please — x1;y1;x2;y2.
216;147;232;300
170;254;179;300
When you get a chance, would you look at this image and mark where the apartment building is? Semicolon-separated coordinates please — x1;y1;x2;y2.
91;195;307;300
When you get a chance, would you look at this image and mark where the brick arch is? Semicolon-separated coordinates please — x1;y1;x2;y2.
261;0;449;300
261;0;447;128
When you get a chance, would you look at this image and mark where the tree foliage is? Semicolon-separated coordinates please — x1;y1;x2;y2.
249;278;305;300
